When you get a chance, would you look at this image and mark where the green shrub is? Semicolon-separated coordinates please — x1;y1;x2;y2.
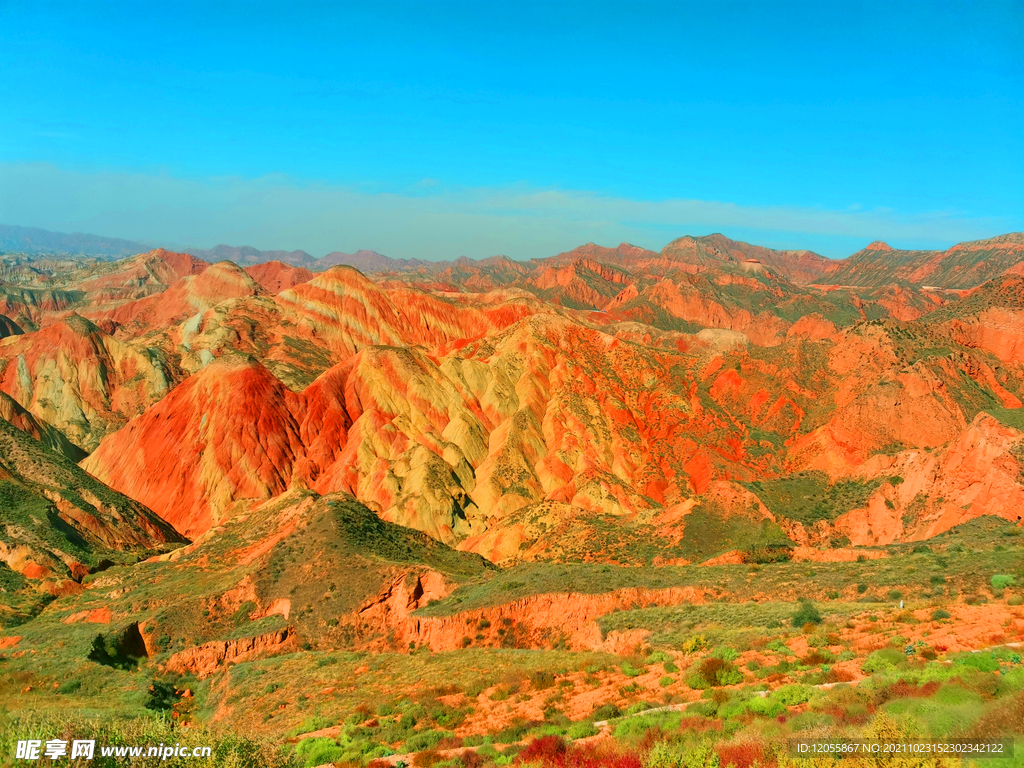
567;722;598;739
711;647;739;662
687;657;743;688
746;695;786;718
621;662;645;678
404;730;454;751
659;675;674;687
791;600;822;627
302;743;344;767
862;648;905;673
951;652;999;673
645;741;687;768
591;704;622;721
57;679;82;695
295;737;339;763
931;609;951;621
767;639;794;656
774;684;813;706
992;575;1016;590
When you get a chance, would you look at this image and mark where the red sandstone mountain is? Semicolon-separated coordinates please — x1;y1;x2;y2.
244;261;314;293
87;260;265;337
5;231;1024;561
0;314;176;451
818;233;1024;289
82;357;305;538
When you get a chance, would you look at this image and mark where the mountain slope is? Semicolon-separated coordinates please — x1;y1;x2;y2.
820;234;1024;288
0;414;185;592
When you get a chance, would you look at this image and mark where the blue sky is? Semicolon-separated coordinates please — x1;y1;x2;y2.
1;0;1021;259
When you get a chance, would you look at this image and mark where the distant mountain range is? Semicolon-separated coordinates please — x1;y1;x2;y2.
190;244;433;273
5;225;1024;291
0;224;438;272
0;224;149;257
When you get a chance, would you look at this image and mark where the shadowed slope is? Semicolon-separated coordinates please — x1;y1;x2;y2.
0;415;185;592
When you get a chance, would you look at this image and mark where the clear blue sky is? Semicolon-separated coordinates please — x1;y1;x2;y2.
1;0;1022;259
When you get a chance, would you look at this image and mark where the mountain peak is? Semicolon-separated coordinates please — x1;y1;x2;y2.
865;240;893;252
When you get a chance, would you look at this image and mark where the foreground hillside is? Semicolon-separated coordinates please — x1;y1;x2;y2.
3;231;1024;765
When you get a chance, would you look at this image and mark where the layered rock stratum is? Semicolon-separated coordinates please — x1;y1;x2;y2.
2;231;1024;567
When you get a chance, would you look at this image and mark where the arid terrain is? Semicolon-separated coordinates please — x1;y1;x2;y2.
3;232;1024;766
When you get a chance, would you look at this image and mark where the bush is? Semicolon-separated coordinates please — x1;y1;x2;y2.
931;609;951;621
621;662;645;678
592;704;622;721
648;741;719;768
518;735;567;764
681;635;708;654
716;741;767;768
862;648;906;673
1009;595;1024;607
774;684;812;705
404;730;454;752
646;741;685;768
711;647;739;662
952;652;1000;673
993;575;1016;590
745;695;785;718
530;671;556;690
296;737;343;767
688;657;743;689
791;600;822;628
57;679;82;694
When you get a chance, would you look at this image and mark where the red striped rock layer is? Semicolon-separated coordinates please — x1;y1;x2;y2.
0;315;174;451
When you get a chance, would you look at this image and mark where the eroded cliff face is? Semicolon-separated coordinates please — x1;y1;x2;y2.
164;627;295;678
829;414;1024;545
353;574;711;653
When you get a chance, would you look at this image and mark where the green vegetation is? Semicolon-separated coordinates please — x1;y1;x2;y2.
743;471;885;525
0;712;294;767
790;599;822;627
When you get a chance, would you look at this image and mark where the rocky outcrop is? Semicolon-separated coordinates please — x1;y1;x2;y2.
164;627;294;678
0;314;175;451
361;584;710;652
812;414;1024;546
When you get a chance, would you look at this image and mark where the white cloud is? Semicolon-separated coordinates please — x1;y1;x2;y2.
0;161;1015;259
